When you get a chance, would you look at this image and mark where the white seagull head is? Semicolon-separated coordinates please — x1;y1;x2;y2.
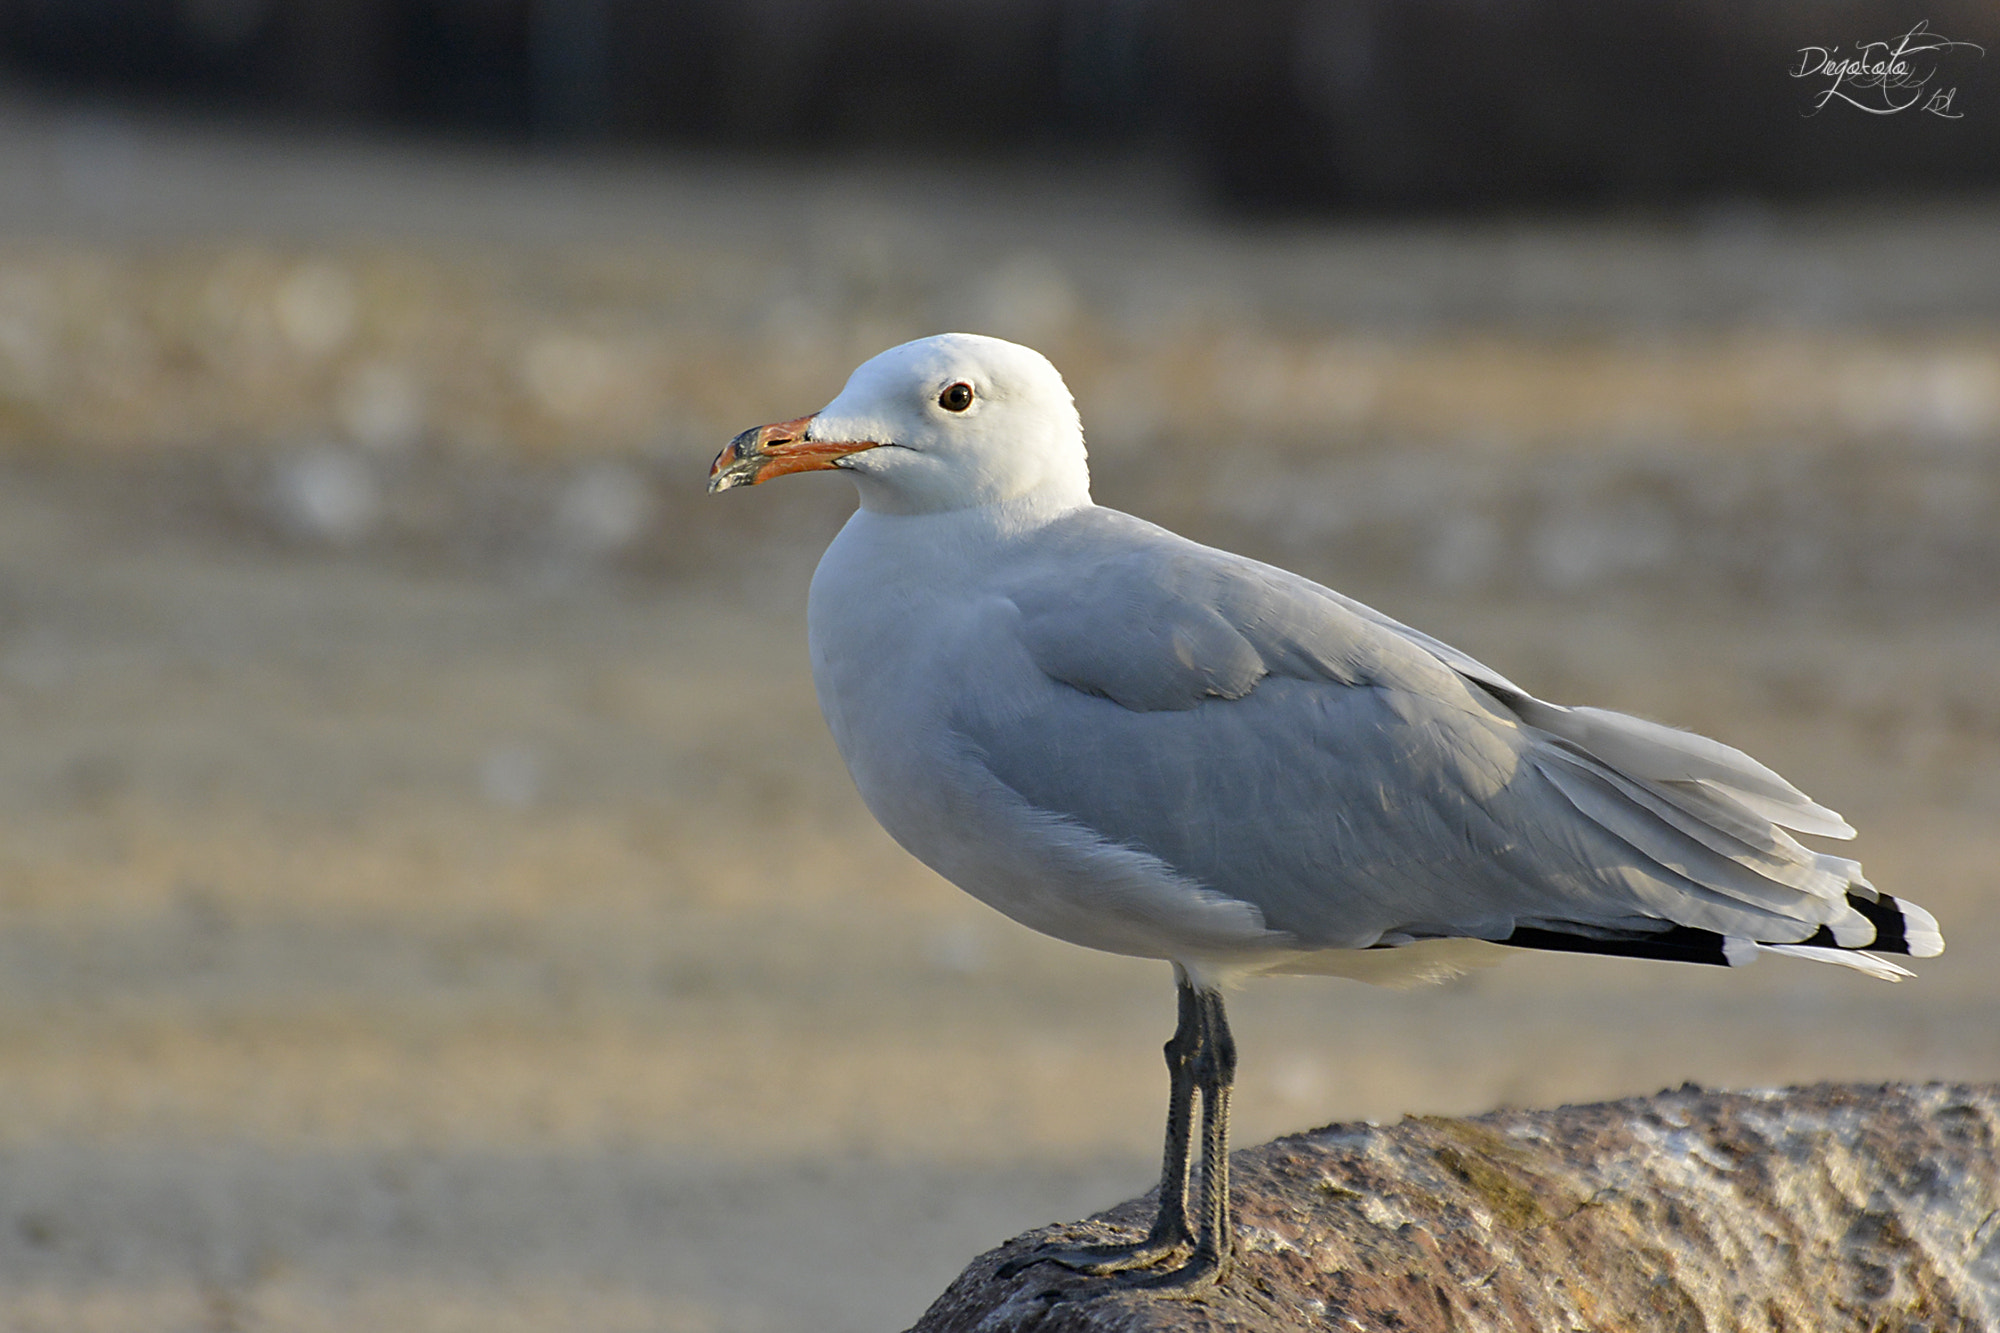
709;333;1091;516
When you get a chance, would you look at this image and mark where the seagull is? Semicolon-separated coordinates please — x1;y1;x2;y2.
708;332;1944;1295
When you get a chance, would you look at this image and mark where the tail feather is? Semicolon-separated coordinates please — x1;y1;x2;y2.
1497;887;1942;981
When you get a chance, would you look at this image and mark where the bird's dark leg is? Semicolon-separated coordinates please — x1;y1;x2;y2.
995;976;1201;1279
1116;985;1236;1294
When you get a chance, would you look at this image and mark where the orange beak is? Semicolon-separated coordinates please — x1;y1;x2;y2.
707;415;880;493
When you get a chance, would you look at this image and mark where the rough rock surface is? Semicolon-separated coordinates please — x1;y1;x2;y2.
909;1083;2000;1332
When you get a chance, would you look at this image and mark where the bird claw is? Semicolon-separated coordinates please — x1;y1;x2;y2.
1104;1245;1229;1297
996;1240;1228;1303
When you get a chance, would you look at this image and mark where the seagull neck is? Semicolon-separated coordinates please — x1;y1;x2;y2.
945;490;1093;539
853;483;1092;536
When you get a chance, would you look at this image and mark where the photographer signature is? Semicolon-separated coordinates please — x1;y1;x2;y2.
1792;20;1983;117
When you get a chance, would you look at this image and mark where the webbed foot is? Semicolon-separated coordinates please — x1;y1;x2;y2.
995;1231;1188;1280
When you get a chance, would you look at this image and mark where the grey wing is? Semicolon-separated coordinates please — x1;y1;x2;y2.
965;509;1917;959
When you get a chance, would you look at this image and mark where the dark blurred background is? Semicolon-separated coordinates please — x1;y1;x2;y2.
4;0;1998;207
0;6;1996;1333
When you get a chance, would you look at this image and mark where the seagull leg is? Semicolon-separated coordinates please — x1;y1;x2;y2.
995;976;1199;1278
1114;985;1236;1295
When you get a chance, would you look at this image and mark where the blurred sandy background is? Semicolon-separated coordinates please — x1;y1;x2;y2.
2;73;2000;1333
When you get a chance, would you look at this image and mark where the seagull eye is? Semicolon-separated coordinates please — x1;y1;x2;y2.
938;382;975;413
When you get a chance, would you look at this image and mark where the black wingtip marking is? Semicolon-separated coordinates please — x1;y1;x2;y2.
1501;924;1733;967
1499;890;1928;969
1846;891;1911;954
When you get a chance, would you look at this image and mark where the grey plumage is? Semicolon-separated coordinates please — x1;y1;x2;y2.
962;505;1928;971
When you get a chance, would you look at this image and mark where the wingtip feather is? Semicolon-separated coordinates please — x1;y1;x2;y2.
1896;899;1946;958
1760;944;1915;981
1710;782;1856;840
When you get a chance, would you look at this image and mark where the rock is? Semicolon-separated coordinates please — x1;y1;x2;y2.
909;1082;2000;1332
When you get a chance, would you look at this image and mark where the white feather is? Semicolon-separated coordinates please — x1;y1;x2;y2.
1760;945;1914;981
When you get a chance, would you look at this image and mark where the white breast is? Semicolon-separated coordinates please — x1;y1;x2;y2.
805;505;1288;970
